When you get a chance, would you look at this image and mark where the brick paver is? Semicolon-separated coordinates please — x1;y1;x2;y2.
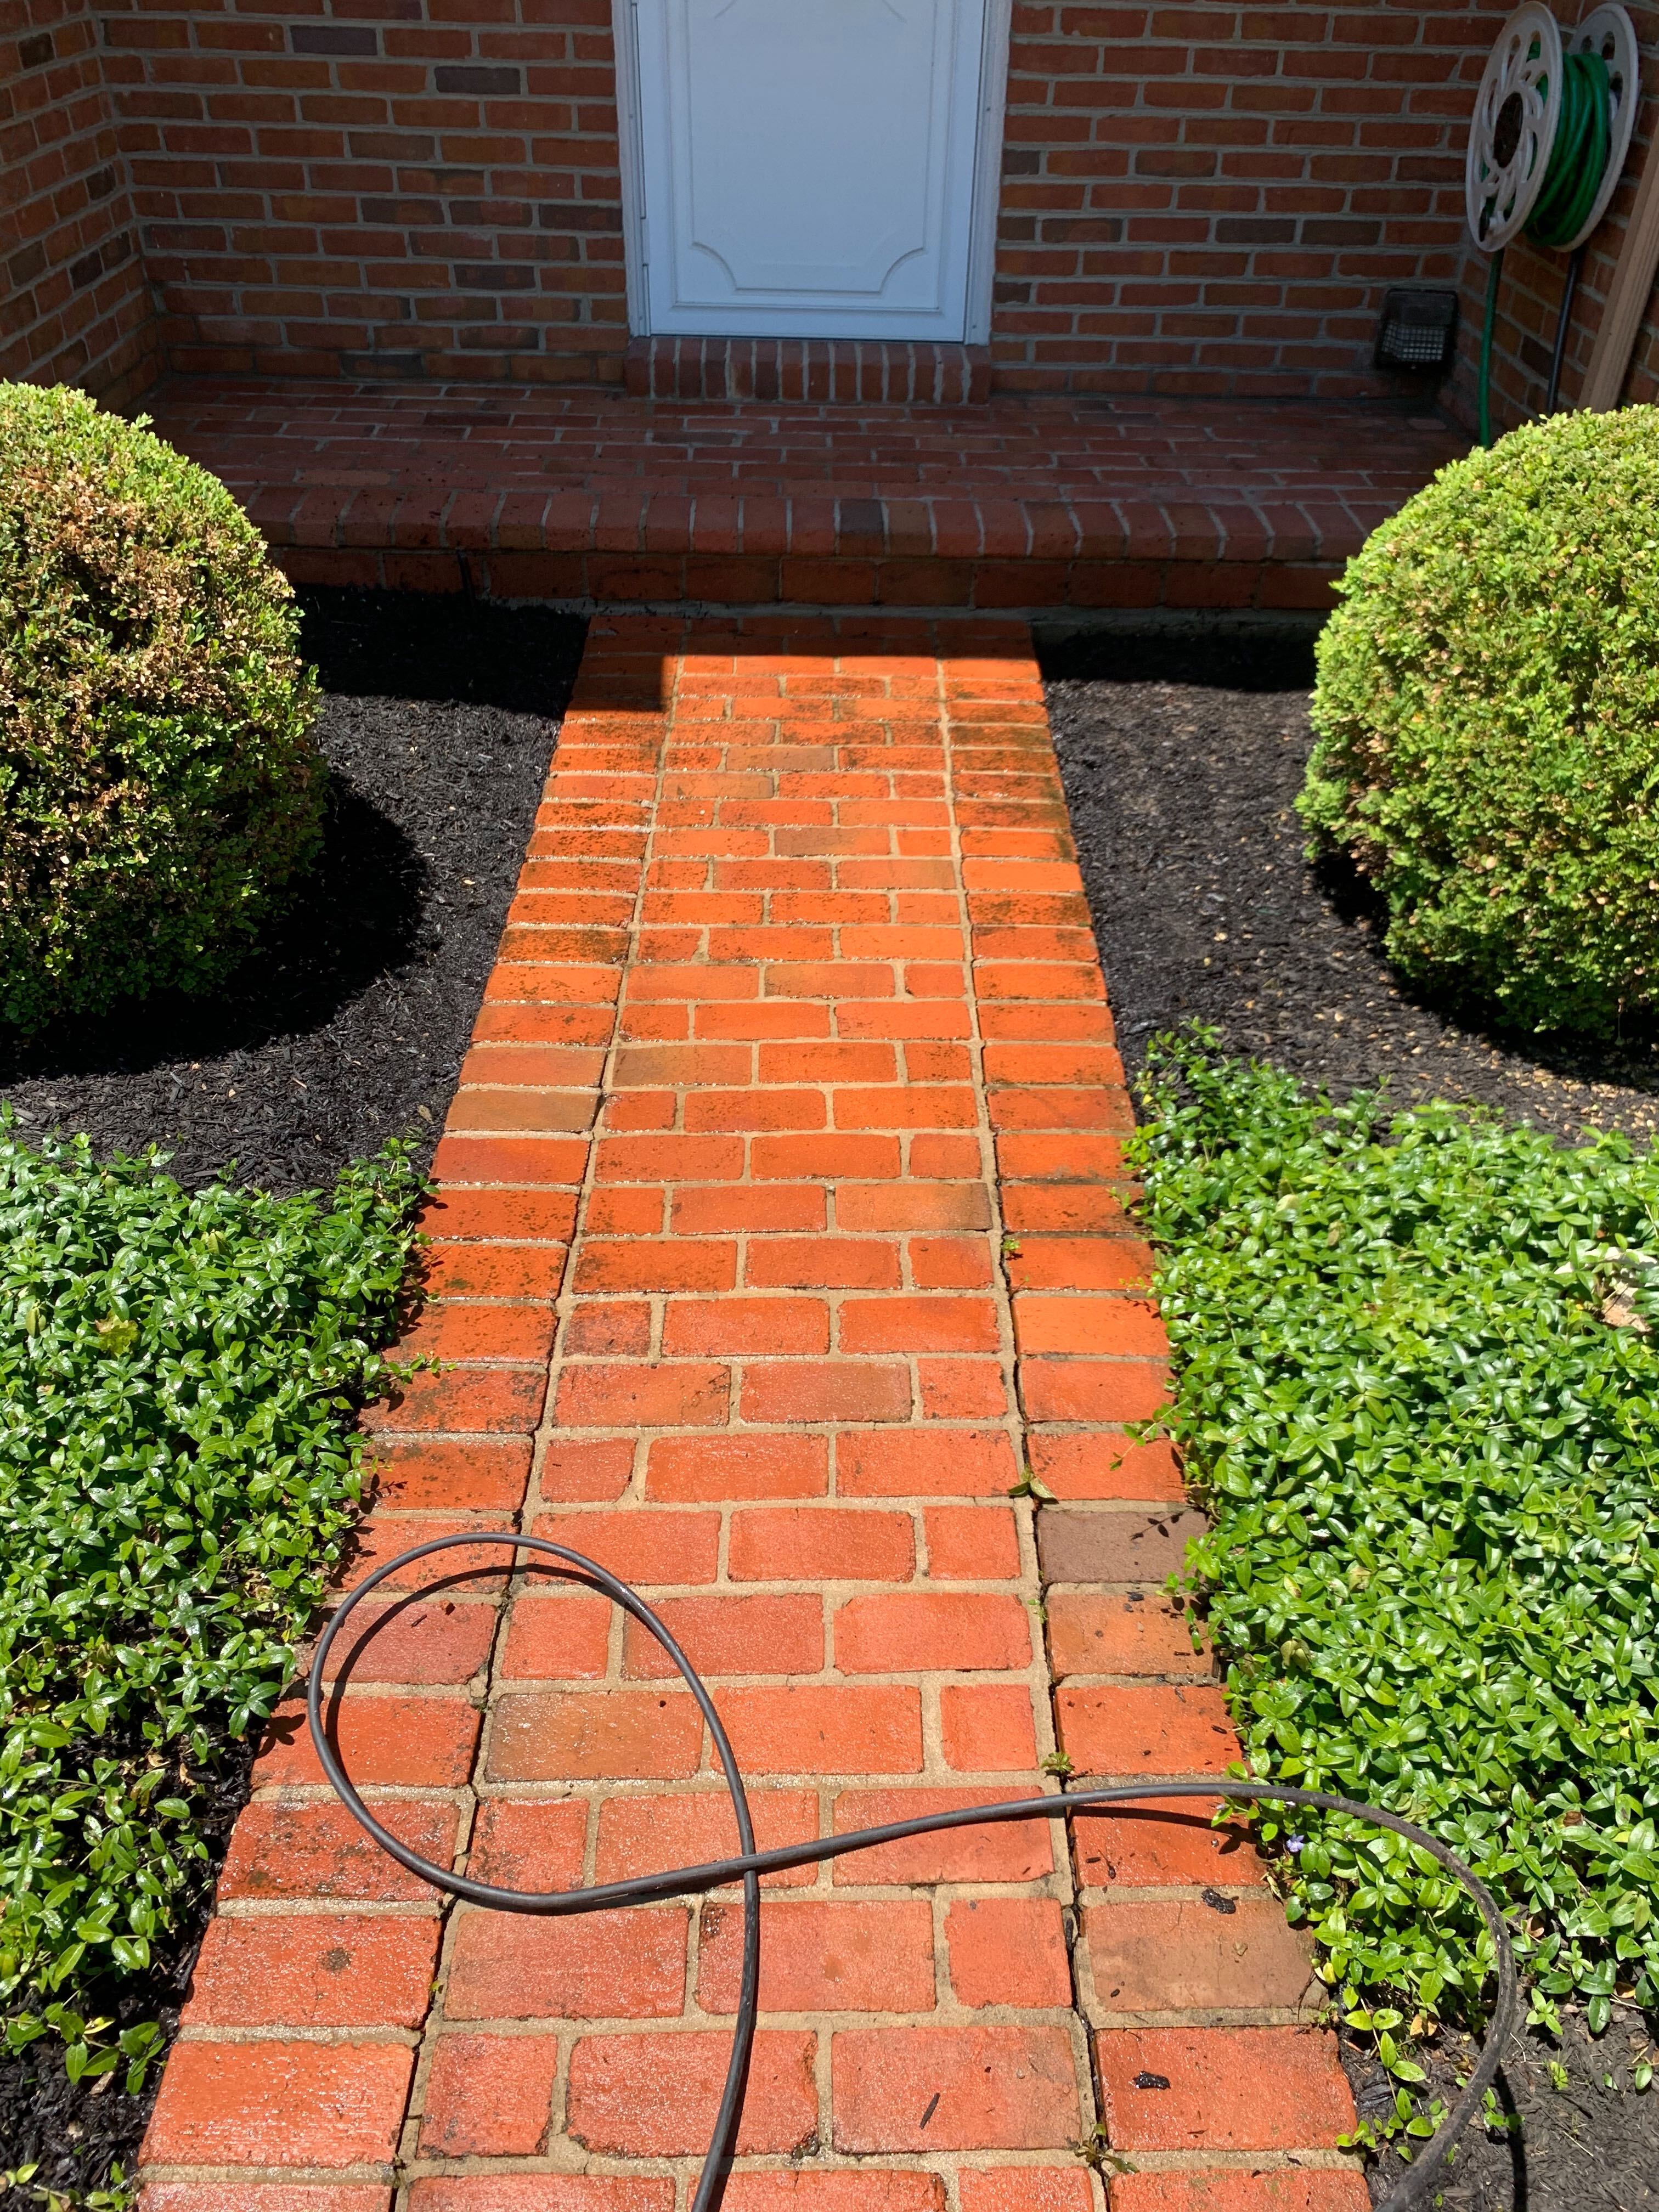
140;617;1365;2211
142;379;1464;613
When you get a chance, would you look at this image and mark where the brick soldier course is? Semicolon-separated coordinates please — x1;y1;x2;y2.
139;616;1365;2211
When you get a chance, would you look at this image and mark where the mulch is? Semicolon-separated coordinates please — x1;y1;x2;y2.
1039;628;1659;1142
0;588;586;1192
1040;627;1659;2211
1344;2005;1659;2212
0;588;584;2198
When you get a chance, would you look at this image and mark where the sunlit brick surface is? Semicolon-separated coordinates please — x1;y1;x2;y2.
140;617;1364;2212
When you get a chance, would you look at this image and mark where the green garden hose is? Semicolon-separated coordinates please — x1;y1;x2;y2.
1479;48;1617;444
1527;49;1612;246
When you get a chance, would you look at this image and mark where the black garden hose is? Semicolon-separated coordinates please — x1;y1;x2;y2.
309;1531;1521;2212
1545;245;1587;415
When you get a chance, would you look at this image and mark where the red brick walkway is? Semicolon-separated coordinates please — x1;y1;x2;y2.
144;378;1464;612
140;617;1365;2212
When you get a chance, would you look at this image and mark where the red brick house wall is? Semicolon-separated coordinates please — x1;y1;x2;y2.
86;0;1495;399
1446;3;1659;431
995;0;1494;398
10;0;1659;410
2;0;162;404
102;0;628;385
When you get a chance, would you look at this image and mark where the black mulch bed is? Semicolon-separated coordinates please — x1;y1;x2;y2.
0;589;583;2196
1040;628;1659;1142
1042;627;1658;2210
0;588;586;1192
1342;2004;1659;2212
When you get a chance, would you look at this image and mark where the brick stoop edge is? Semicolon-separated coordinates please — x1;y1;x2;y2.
138;617;1368;2212
140;381;1468;616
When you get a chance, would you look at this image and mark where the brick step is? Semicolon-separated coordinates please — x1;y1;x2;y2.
145;376;1465;612
625;335;993;405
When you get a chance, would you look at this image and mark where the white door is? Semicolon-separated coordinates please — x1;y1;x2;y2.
628;0;992;341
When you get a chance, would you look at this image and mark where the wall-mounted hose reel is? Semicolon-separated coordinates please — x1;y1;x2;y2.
1465;3;1640;440
1467;4;1638;254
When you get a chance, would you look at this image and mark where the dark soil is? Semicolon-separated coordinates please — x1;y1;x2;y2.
1342;2004;1659;2212
0;1737;255;2204
0;589;582;2196
0;589;585;1192
1039;629;1659;1142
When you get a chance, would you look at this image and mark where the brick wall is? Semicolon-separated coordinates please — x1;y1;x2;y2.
103;0;629;384
2;0;162;404
87;0;1509;397
13;0;1659;406
994;0;1498;398
1447;4;1659;432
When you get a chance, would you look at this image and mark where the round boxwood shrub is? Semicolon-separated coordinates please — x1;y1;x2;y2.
0;381;325;1030
1299;405;1659;1036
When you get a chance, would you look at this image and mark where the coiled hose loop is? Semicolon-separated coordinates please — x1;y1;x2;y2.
1481;47;1616;443
309;1531;1521;2212
1527;49;1612;247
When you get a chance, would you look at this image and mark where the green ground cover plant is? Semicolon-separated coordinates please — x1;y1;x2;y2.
0;1122;421;2073
0;382;324;1031
1132;1032;1659;2039
1300;405;1659;1037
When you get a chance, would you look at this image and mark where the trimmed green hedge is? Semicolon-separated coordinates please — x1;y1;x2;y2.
0;1125;421;2036
1133;1034;1659;2035
0;382;324;1030
1301;406;1659;1037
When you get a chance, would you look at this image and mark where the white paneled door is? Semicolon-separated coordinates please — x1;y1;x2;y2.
627;0;995;340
